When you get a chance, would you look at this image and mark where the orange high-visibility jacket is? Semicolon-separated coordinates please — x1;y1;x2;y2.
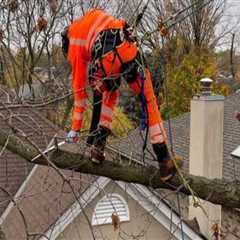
68;9;167;145
68;9;127;131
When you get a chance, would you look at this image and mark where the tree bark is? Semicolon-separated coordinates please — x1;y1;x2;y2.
0;129;240;209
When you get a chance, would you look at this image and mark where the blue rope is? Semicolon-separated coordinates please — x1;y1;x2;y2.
139;67;147;130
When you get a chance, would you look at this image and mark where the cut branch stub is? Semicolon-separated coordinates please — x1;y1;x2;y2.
8;0;18;12
36;17;48;32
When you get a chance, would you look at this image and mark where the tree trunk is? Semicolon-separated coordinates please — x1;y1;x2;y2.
0;129;240;209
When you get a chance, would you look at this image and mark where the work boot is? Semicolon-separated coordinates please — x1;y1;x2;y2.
90;126;111;164
90;145;106;164
152;142;181;182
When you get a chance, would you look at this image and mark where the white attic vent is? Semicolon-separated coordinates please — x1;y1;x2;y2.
92;194;130;226
231;146;240;158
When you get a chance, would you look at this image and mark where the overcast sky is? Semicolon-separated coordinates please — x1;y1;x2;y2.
216;0;240;51
225;0;240;25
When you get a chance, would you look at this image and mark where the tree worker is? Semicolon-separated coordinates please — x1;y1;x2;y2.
62;8;180;181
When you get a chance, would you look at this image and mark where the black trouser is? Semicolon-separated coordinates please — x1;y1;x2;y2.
87;90;111;149
87;30;122;146
86;90;103;145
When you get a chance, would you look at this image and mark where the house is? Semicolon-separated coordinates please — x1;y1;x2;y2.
0;109;204;239
0;83;240;239
0;85;204;240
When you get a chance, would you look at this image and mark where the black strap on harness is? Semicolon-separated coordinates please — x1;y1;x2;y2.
92;29;122;59
90;29;125;92
113;47;124;65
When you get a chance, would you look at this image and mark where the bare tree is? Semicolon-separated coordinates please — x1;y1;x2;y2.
1;1;240;240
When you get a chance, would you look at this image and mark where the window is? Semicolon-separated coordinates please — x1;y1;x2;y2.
92;194;130;226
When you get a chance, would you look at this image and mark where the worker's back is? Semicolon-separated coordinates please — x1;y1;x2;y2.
68;9;125;59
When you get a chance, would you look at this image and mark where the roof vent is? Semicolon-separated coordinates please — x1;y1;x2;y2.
92;194;130;226
200;78;213;96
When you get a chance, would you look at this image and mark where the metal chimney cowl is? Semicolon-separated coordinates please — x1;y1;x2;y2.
193;78;224;101
200;78;213;96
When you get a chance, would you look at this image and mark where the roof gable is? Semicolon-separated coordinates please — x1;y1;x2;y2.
41;177;204;240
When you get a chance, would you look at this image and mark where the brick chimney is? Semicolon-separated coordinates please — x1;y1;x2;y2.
188;78;224;238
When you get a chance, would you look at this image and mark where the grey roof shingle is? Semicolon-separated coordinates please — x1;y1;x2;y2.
0;105;60;216
114;92;240;239
1;166;95;240
0;96;95;240
115;92;240;181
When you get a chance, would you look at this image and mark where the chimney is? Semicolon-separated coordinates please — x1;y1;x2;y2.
188;78;224;238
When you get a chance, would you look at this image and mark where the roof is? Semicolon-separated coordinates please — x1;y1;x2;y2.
0;105;61;216
115;92;240;180
114;92;240;239
0;90;97;240
39;91;240;239
0;99;202;239
1;91;240;239
0;166;95;240
0;102;97;240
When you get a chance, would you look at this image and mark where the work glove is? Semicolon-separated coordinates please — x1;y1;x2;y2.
65;130;80;143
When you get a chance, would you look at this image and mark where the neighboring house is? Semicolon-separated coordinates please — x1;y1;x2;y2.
1;87;240;239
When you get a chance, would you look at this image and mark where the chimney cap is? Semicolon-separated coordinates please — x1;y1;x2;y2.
200;78;213;96
200;78;213;83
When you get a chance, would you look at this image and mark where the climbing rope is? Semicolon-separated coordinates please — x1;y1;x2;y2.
153;1;219;224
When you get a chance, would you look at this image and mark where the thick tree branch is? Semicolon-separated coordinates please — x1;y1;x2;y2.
0;129;240;209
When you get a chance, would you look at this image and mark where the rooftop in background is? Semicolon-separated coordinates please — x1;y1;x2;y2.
115;91;240;181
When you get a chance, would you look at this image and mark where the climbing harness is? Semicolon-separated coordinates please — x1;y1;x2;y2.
89;29;138;92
